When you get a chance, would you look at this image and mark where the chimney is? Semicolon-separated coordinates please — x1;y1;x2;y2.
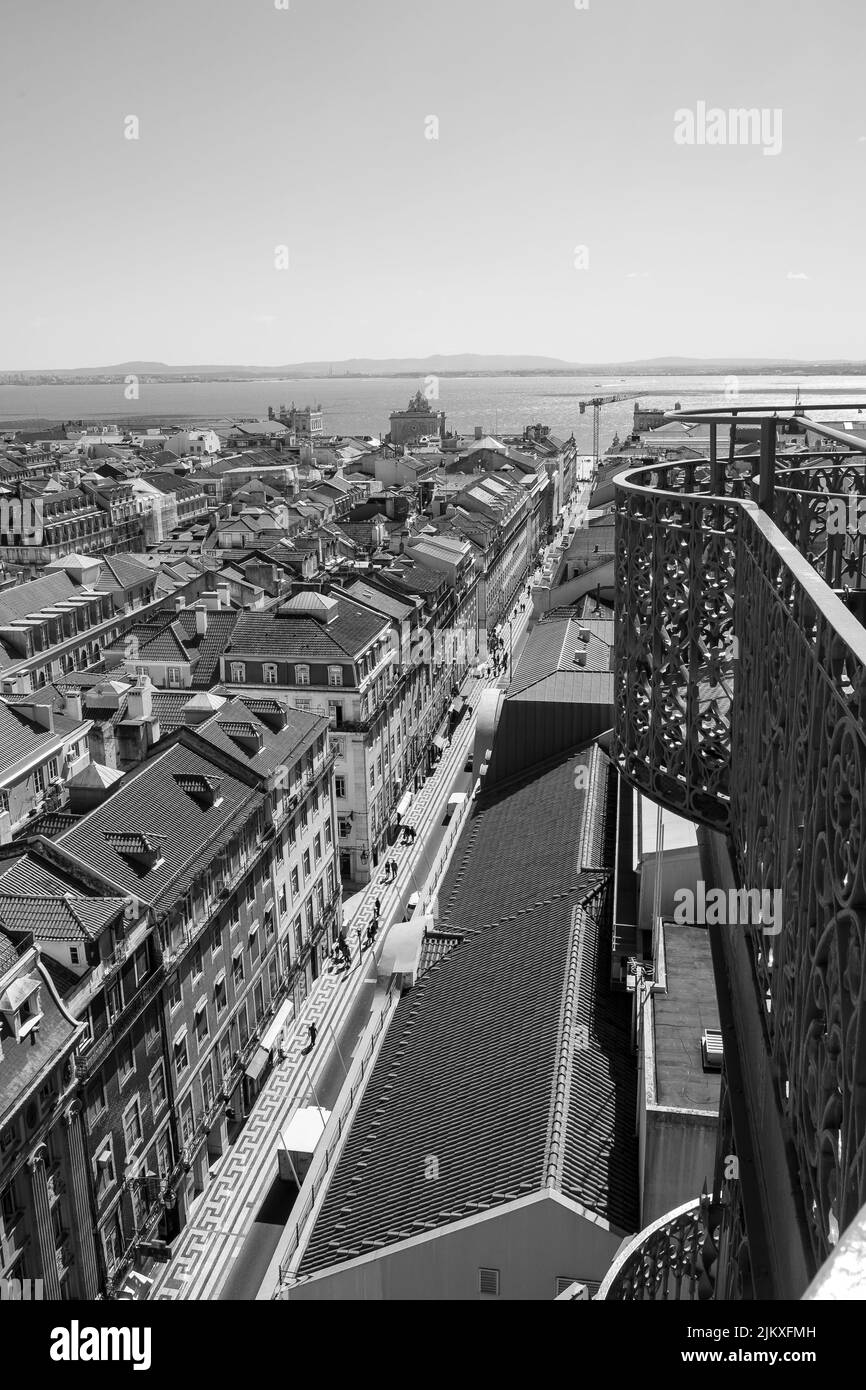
195;606;208;636
64;690;84;721
126;674;153;720
174;598;185;613
217;583;231;608
474;425;482;440
18;701;54;734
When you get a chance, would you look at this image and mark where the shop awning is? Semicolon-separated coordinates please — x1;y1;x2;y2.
245;1047;269;1083
260;997;294;1053
395;790;413;818
432;735;447;752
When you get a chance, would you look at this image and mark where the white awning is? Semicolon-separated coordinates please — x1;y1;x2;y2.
395;790;413;818
259;997;295;1053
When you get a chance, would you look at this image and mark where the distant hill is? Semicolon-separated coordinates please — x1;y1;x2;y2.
4;354;866;381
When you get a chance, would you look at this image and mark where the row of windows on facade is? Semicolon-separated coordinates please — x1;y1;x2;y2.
229;662;347;687
85;924;311;1262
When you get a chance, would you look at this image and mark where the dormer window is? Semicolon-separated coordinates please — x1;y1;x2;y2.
295;665;310;686
0;975;43;1042
327;666;343;687
174;773;224;809
104;830;167;874
230;662;246;682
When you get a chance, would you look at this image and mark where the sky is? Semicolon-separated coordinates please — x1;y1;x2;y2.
2;0;865;368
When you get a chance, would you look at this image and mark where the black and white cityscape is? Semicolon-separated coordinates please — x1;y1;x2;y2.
0;0;863;1347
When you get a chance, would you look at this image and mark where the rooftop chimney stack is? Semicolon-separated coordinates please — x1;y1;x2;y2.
195;606;208;636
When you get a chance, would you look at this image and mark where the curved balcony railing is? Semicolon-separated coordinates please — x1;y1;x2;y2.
597;1195;722;1301
613;414;866;1290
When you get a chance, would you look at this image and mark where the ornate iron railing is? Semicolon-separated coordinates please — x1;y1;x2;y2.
613;413;866;1293
597;1195;722;1301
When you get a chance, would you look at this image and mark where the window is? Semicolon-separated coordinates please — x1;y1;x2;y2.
268;957;279;998
302;849;311;880
369;764;375;787
296;699;311;712
287;818;297;847
220;1035;232;1082
156;1130;173;1182
195;1000;209;1045
230;662;246;682
107;979;123;1021
233;949;244;989
201;1057;215;1112
70;946;80;966
327;666;343;687
211;924;222;959
306;901;315;937
149;1061;168;1115
290;867;299;896
94;1140;116;1200
215;972;227;1014
168;975;182;1012
325;819;332;846
174;1031;189;1080
86;1080;107;1130
238;1002;250;1048
254;981;265;1024
294;664;310;686
167;666;182;687
134;945;149;985
123;1098;143;1155
180;1096;195;1146
338;817;351;839
278;885;287;917
192;945;203;982
316;881;325;917
265;907;275;941
335;775;346;799
249;922;260;962
328;702;343;727
145;1008;161;1051
300;802;308;831
293;916;303;955
118;1039;134;1086
34;758;59;795
264;663;278;684
314;833;321;864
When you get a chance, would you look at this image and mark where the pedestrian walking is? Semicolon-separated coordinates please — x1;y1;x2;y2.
374;897;381;916
308;1022;318;1049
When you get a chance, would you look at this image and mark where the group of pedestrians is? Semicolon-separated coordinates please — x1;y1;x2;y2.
382;857;399;882
400;824;417;846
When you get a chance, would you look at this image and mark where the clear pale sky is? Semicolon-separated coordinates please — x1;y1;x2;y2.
2;0;864;368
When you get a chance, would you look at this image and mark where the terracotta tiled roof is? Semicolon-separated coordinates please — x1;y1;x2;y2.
297;744;638;1278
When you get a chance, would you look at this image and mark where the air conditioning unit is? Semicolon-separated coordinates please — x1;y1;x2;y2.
573;650;587;666
702;1028;724;1071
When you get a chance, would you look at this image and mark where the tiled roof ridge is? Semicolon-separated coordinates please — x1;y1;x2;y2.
543;902;590;1192
437;871;609;938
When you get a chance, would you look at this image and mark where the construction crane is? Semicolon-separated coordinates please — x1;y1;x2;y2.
578;393;646;474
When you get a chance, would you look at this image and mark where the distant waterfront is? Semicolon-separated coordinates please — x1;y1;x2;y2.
1;373;865;455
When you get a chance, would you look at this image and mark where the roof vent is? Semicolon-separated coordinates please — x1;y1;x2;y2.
701;1028;724;1071
573;649;587;666
577;626;590;643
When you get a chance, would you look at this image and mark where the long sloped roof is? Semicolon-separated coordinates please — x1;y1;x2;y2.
297;743;637;1278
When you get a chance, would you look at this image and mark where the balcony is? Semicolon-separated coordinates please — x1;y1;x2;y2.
612;407;866;1299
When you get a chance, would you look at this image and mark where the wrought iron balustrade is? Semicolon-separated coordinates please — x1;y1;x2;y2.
613;411;866;1295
